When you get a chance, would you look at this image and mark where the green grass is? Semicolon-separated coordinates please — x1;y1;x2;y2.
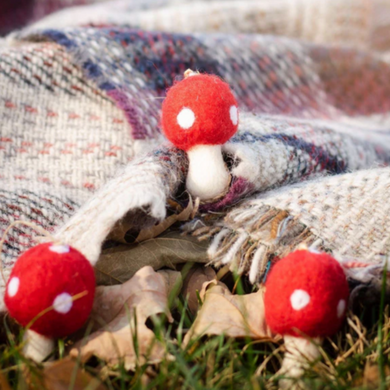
0;278;390;390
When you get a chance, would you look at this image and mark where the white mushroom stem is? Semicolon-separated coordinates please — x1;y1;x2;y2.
186;144;230;201
23;330;54;362
279;335;322;388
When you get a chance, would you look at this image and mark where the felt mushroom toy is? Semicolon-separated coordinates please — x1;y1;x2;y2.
264;250;349;385
4;242;95;359
161;70;239;201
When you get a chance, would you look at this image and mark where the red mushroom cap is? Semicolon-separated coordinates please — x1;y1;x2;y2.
264;250;349;338
4;243;95;338
161;73;239;151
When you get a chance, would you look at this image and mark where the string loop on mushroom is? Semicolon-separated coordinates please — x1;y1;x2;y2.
161;71;239;201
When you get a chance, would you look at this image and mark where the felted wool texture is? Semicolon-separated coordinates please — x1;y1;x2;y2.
200;167;390;284
17;25;390;277
2;0;390;309
4;243;95;338
27;0;390;54
0;0;105;36
0;42;136;204
52;146;187;264
264;250;349;338
50;108;390;264
19;26;390;143
45;113;390;281
17;26;390;186
185;144;231;201
0;40;145;311
162;74;238;150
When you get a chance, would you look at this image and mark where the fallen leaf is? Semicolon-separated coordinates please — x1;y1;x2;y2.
107;198;196;244
26;356;106;390
184;281;276;344
363;363;390;389
136;199;195;242
71;266;177;370
158;269;183;301
95;230;209;285
91;268;182;328
0;371;11;390
181;266;216;314
106;207;158;244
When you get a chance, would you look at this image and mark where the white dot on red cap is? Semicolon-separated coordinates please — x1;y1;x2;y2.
49;244;70;254
53;292;73;314
7;277;19;297
229;106;238;126
290;289;310;311
337;299;346;318
177;107;195;129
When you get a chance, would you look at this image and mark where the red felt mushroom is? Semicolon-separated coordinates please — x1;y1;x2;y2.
162;70;239;201
264;250;349;384
5;243;95;339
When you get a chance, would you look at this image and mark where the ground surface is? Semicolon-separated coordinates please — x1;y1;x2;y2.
0;269;389;390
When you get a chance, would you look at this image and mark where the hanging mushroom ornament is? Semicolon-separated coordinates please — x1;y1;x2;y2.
264;250;349;386
161;70;239;201
4;243;95;358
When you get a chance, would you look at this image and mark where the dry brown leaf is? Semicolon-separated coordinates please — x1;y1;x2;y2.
106;199;195;244
181;266;216;314
184;280;276;344
71;266;178;370
158;269;183;299
106;208;158;244
136;199;195;242
363;363;390;389
0;371;11;390
26;356;106;390
95;230;209;285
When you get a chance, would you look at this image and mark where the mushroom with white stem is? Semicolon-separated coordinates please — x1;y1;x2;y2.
264;249;349;388
161;69;239;201
4;242;95;361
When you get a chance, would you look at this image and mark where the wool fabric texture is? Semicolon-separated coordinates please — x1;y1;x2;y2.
1;0;390;311
264;250;349;338
4;243;95;338
0;0;100;36
161;74;238;150
27;0;390;57
200;166;390;284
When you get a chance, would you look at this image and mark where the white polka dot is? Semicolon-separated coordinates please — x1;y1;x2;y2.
229;105;238;126
177;107;195;129
53;293;73;314
337;299;346;318
49;244;70;254
290;289;310;310
7;277;19;297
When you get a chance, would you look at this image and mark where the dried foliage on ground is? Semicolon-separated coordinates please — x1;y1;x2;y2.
1;227;389;389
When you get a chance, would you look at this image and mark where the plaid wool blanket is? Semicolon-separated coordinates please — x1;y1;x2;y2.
1;0;390;310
